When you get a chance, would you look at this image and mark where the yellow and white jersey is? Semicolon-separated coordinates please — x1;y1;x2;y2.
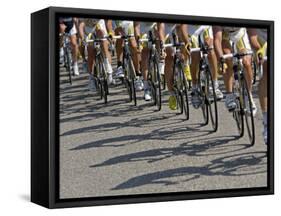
79;18;108;36
222;27;252;53
189;25;213;48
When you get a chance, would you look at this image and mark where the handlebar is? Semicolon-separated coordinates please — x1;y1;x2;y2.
221;51;253;60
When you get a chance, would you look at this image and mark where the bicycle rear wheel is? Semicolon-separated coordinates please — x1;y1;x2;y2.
205;69;218;132
242;79;255;146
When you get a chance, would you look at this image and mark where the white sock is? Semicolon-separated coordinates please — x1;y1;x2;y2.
214;80;219;89
73;61;78;67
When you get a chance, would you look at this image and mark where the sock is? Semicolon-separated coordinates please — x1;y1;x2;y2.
73;61;78;67
143;80;149;90
214;80;219;89
192;84;198;90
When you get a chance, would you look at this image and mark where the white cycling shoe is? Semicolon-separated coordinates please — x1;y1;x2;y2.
245;94;258;117
225;93;237;111
114;66;125;78
135;77;144;91
144;89;152;101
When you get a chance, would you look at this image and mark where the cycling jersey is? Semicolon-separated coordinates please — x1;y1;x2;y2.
189;25;213;48
79;18;108;36
59;17;77;35
222;27;251;53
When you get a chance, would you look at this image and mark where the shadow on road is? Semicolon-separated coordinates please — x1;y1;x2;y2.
111;151;267;190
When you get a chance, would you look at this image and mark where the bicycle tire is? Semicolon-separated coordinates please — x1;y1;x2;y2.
198;70;209;126
206;69;218;132
233;94;244;137
242;79;255;146
176;88;183;114
64;47;72;85
128;57;137;106
153;60;162;111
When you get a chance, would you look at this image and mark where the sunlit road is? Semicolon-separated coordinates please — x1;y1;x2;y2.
59;59;267;199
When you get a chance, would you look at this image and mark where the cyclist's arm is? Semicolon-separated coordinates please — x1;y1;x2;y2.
134;22;141;39
247;28;261;51
213;26;224;58
78;20;85;40
157;22;165;42
177;24;189;44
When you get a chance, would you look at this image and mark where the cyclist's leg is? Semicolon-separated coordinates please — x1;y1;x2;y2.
203;28;223;99
129;37;141;75
95;21;113;82
190;51;201;109
222;39;236;111
114;27;124;76
141;46;151;100
69;33;79;75
259;61;268;143
78;21;86;60
176;24;192;81
87;44;97;91
165;47;177;110
59;24;66;64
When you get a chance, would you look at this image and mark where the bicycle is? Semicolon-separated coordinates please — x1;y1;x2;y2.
61;33;73;85
114;34;137;106
164;33;190;120
190;40;218;132
221;51;255;146
138;30;162;111
86;35;112;104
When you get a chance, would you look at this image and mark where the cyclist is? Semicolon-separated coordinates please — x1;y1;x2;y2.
114;21;143;90
162;24;192;110
248;28;268;144
59;17;80;76
78;18;114;91
213;26;257;116
189;25;223;109
134;22;164;101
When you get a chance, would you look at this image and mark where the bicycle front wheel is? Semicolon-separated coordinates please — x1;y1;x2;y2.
128;57;137;106
205;70;218;132
153;60;162;111
198;70;208;125
242;79;255;146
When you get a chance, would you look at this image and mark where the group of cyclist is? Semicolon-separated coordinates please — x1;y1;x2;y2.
59;17;268;144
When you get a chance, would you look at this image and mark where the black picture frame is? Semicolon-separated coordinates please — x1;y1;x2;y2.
31;6;274;209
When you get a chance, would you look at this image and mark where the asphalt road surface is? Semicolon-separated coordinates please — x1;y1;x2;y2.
59;58;267;199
